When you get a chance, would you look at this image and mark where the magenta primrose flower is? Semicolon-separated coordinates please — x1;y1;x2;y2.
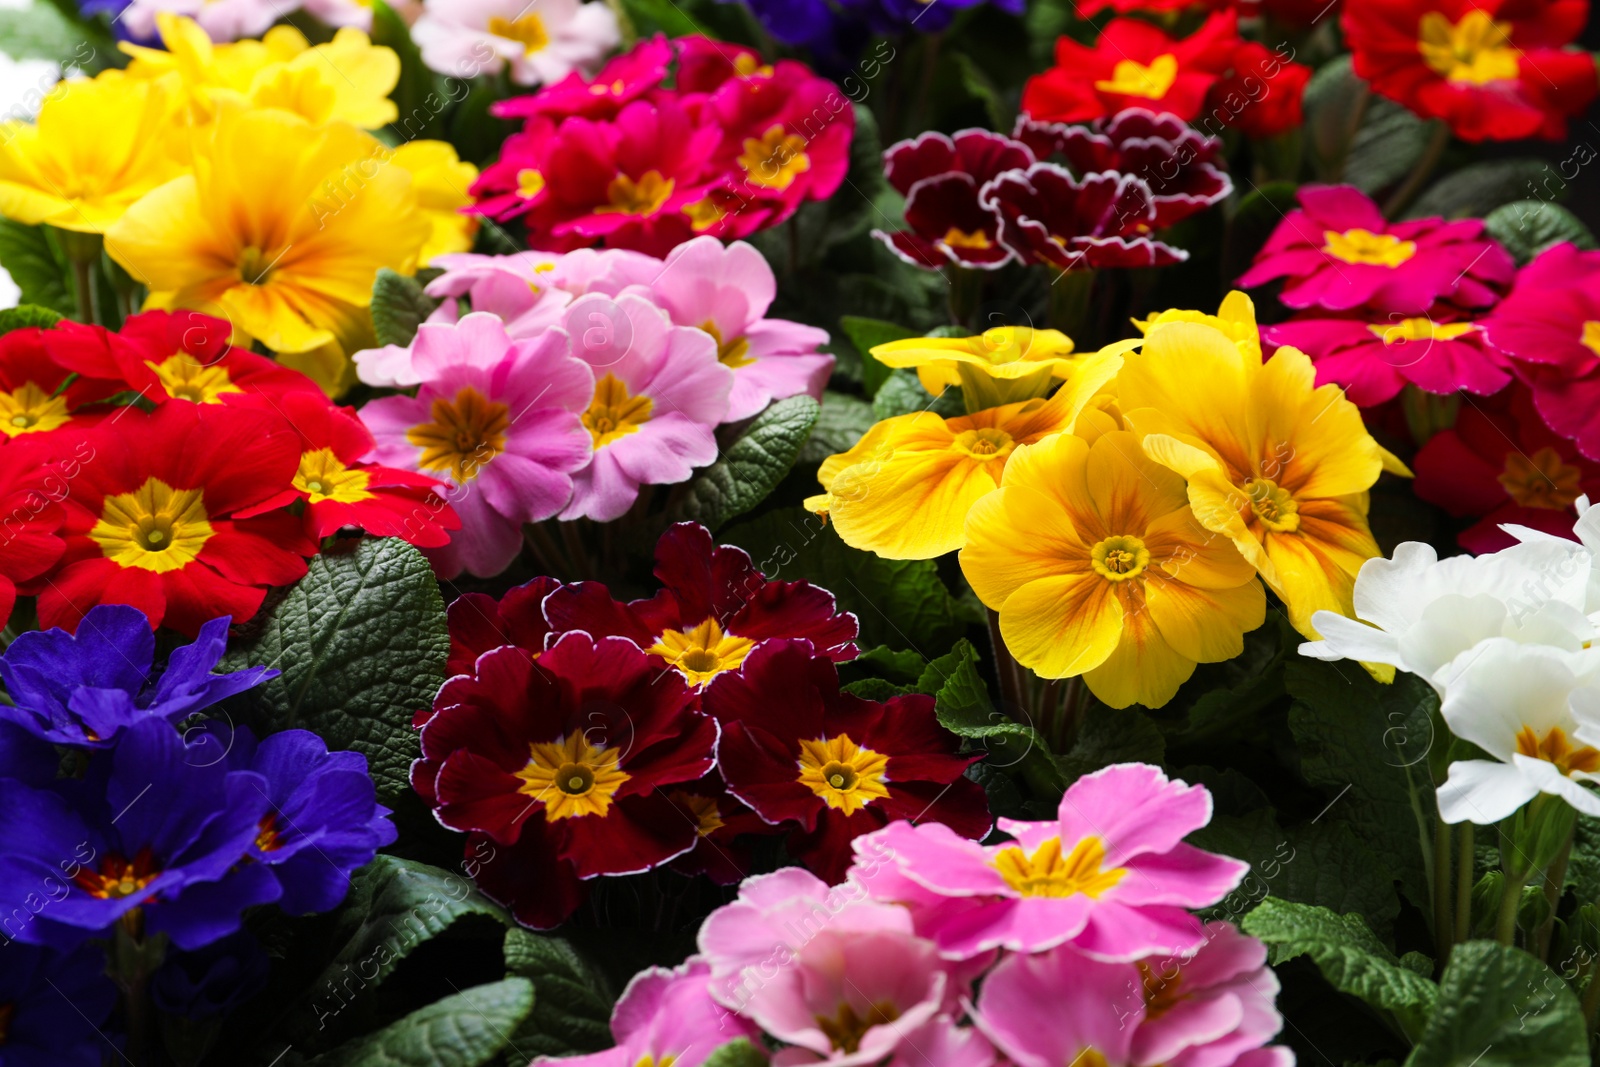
1265;312;1511;406
1237;184;1514;314
855;763;1247;961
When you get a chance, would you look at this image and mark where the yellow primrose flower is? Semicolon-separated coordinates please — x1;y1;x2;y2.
961;429;1265;709
0;76;182;233
122;14;400;130
107;105;428;359
871;326;1079;407
806;351;1121;559
1117;321;1410;639
1130;290;1263;362
390;140;481;265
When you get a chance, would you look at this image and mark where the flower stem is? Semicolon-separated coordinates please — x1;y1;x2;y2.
1497;864;1533;947
1537;830;1575;960
1382;121;1450;220
1434;816;1454;964
1455;822;1474;944
1047;266;1096;340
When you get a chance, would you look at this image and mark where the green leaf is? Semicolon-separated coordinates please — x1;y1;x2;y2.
1302;56;1428;192
370;268;440;349
1286;659;1438;908
616;0;703;36
839;316;918;399
666;395;820;532
1405;941;1589;1067
852;645;928;684
1344;100;1430;195
720;507;977;652
283;857;511;1048
502;929;613;1059
0;3;86;60
0;219;74;317
873;370;963;420
800;391;877;466
220;538;450;802
1404;159;1556;221
310;978;534;1067
1483;201;1598;264
702;1039;771;1067
1057;702;1165;781
371;1;441;143
1242;897;1437;1039
1191;809;1401;936
952;51;1009;131
922;639;1059;789
0;304;62;334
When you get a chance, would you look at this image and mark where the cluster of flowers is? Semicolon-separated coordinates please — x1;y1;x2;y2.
470;35;854;255
0;12;480;393
1023;12;1314;141
1246;183;1600;552
874;110;1233;273
351;235;831;573
1302;505;1600;827
532;764;1292;1067
0;604;394;1065
809;294;1406;709
0;308;458;635
1021;0;1595;145
414;522;991;928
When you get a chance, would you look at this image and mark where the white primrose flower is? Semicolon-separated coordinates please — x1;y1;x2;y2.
1435;639;1600;824
411;0;620;87
1298;539;1594;691
1503;494;1600;619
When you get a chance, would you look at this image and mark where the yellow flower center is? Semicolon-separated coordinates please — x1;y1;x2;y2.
406;386;509;484
683;196;730;232
1093;54;1179;99
517;169;546;200
734;53;774;79
739;125;812;191
1499;446;1583;510
487;13;550;56
147;353;242;404
1244;477;1300;533
1322;229;1418;267
295;447;373;504
815;1002;901;1055
73;850;161;901
255;813;285;853
89;477;214;574
237;245;279;286
992;836;1127;898
1138;961;1186;1019
1581;321;1600;357
941;227;992;250
598;171;675;216
1516;724;1600;777
1367;318;1478;346
0;381;71;436
1418;10;1520;85
797;734;891;814
583;374;654;447
647;617;757;686
671;791;725;838
1091;534;1150;582
516;730;632;821
588;80;626;96
952;427;1015;460
701;321;754;369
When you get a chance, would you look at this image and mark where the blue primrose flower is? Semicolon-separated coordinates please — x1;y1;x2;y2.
152;929;271;1022
0;718;281;951
198;722;398;915
0;604;274;749
0;942;117;1067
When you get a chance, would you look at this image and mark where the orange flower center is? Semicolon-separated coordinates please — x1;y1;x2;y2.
74;847;161;901
1516;724;1600;777
1499;446;1583;509
1090;534;1150;582
647;617;755;686
256;813;286;852
815;1001;902;1056
1244;477;1300;533
516;730;632;821
796;734;890;814
670;791;725;837
583;374;654;447
407;386;509;484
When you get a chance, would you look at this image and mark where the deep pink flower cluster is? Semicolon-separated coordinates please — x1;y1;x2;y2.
471;36;854;256
875;110;1230;273
529;764;1291;1067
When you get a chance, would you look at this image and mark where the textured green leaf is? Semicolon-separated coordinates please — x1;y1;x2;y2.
1286;659;1437;908
1405;159;1556;221
1405;941;1588;1067
0;219;74;316
1483;201;1598;264
0;3;85;60
1191;809;1401;936
720;507;977;652
1058;702;1165;781
1242;897;1437;1038
666;395;819;532
923;639;1058;788
0;304;62;333
702;1039;771;1067
616;0;703;36
370;268;439;349
839;316;918;399
1302;56;1427;192
310;978;534;1067
872;370;964;420
220;537;449;802
287;858;510;1046
1344;101;1430;195
502;929;613;1059
851;645;928;684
